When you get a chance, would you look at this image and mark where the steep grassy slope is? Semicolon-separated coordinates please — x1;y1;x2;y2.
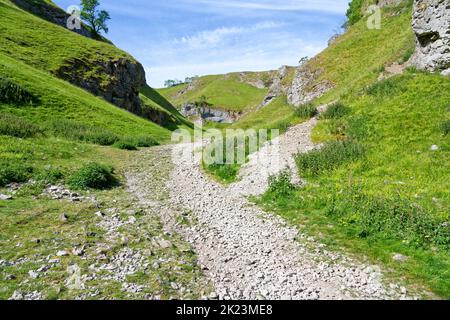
0;0;133;74
258;2;450;297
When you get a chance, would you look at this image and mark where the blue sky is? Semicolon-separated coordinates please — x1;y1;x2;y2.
53;0;349;87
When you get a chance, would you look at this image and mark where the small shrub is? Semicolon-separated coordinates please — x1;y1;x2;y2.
346;0;364;26
441;120;450;136
295;140;365;177
321;102;350;119
0;113;43;138
294;103;318;119
267;170;297;197
68;163;117;190
0;77;39;105
0;162;33;187
113;140;138;150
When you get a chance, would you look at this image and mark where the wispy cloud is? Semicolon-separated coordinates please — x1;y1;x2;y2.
174;22;284;49
191;0;348;14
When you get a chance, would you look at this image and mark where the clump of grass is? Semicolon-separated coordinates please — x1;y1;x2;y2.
0;113;43;138
321;102;351;119
35;168;64;184
267;170;297;198
113;140;138;151
294;102;318;118
125;135;159;148
0;162;33;187
68;163;117;190
327;190;450;249
295;140;365;177
401;47;415;64
0;77;39;105
441;120;450;136
48;119;119;146
366;78;405;97
205;163;239;183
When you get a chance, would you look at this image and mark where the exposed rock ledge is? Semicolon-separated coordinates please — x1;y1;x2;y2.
287;66;334;107
55;57;146;116
410;0;450;75
180;104;241;124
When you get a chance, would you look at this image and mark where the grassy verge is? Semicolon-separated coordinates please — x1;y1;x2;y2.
258;72;450;298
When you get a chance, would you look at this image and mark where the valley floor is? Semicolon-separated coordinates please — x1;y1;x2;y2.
126;119;426;300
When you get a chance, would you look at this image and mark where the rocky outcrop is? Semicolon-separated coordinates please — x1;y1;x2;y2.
287;66;334;107
55;57;146;115
181;104;240;123
410;0;450;75
257;66;290;109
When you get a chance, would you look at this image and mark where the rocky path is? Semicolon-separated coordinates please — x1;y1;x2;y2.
128;115;414;300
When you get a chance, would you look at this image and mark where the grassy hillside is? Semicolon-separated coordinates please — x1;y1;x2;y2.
258;2;450;297
0;0;202;299
158;73;268;113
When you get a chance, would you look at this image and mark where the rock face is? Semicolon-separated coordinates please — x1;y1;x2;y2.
180;104;240;123
287;66;334;107
55;57;146;115
410;0;450;75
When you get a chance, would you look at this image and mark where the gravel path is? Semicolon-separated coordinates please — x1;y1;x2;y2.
128;112;414;300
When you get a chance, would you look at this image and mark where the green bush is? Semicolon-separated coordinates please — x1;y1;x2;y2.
0;162;33;187
48;119;119;146
68;163;117;190
346;0;364;26
294;103;318;119
321;102;350;119
113;140;138;151
327;190;450;249
0;77;39;105
0;113;43;138
295;140;365;177
267;170;297;198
